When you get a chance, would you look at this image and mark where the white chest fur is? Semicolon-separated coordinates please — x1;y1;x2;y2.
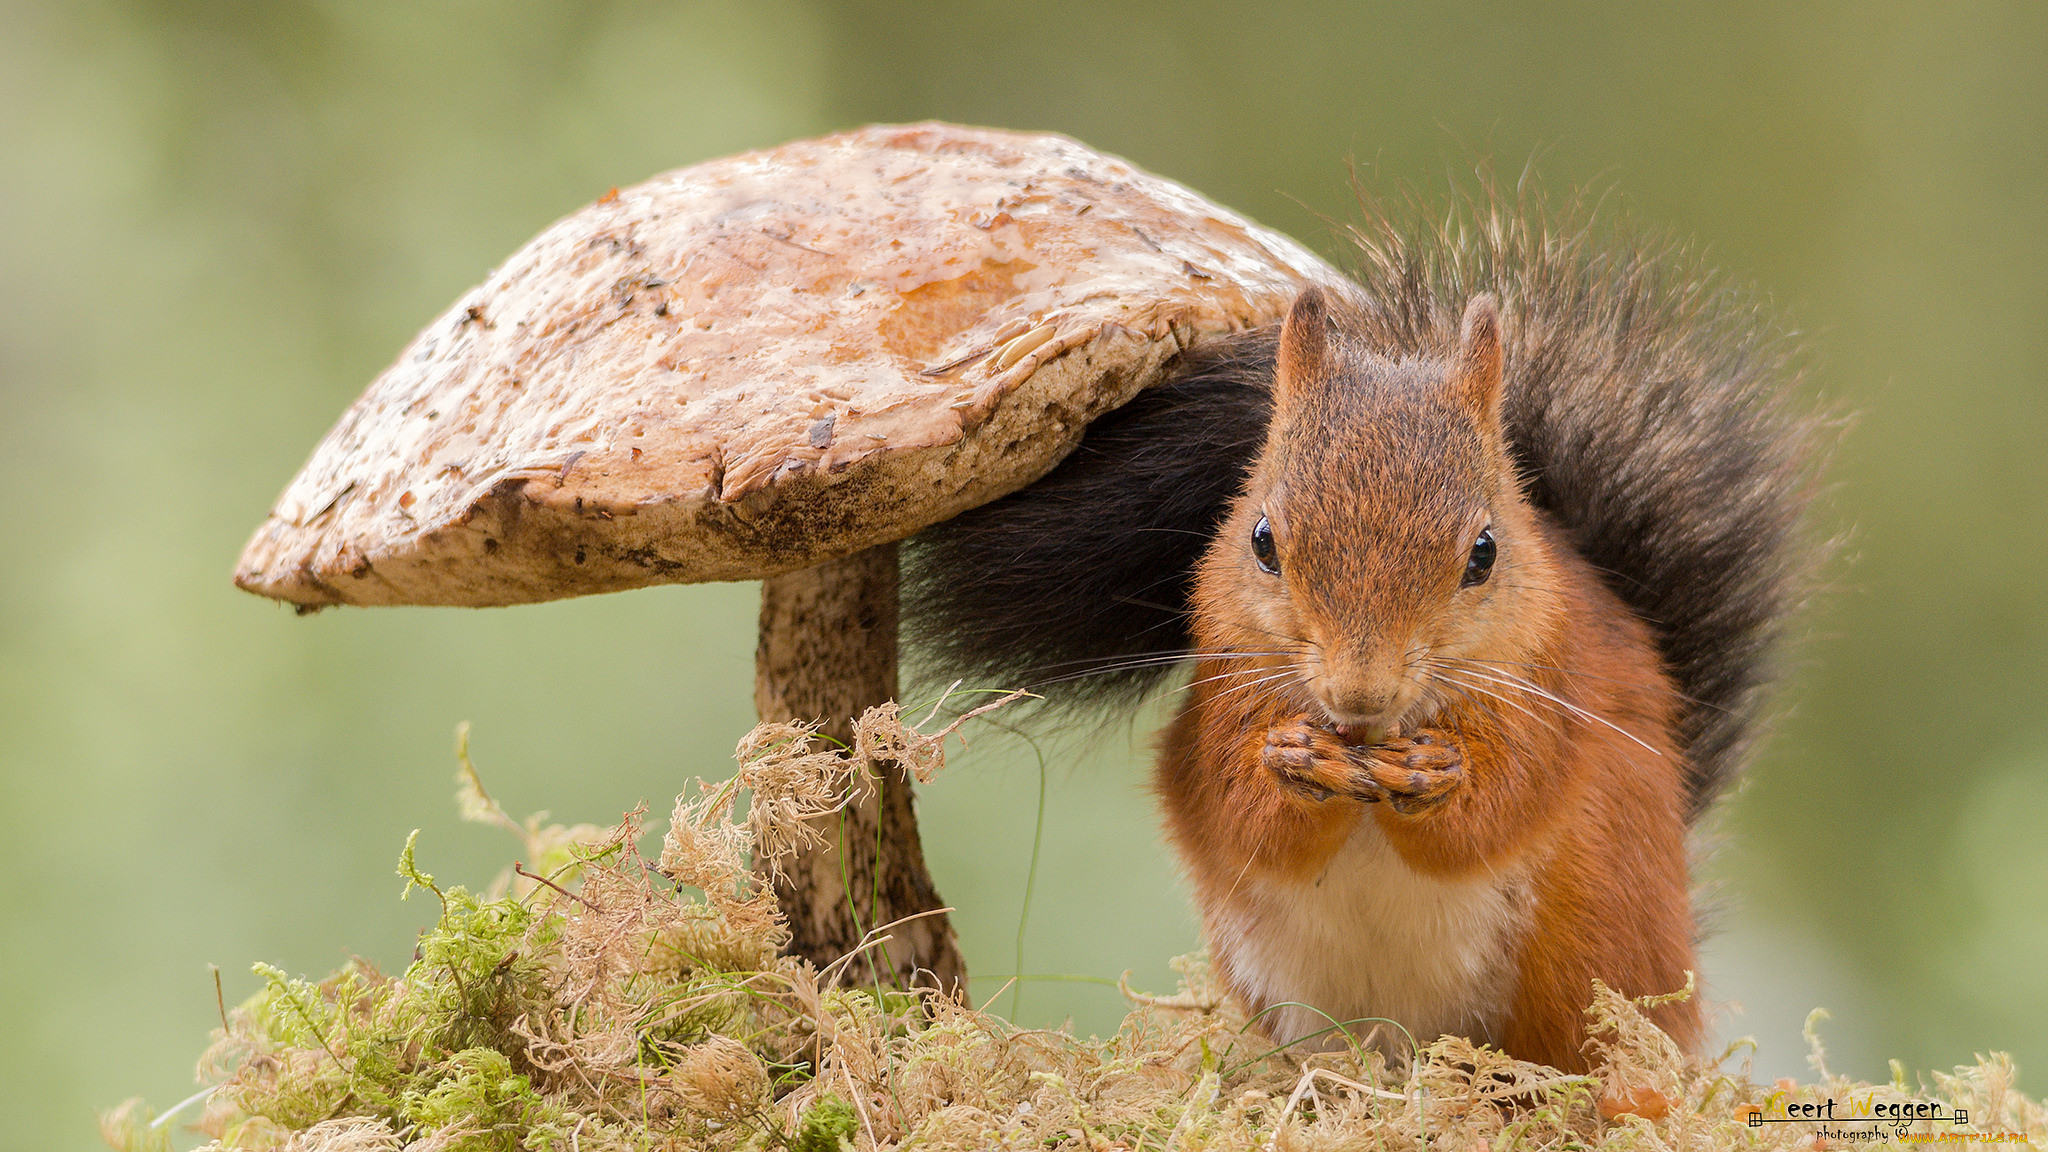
1207;820;1533;1052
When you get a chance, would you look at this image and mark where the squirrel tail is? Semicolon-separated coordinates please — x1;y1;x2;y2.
903;330;1274;719
904;181;1834;817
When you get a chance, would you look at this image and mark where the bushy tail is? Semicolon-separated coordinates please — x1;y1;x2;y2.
903;332;1274;716
905;184;1833;816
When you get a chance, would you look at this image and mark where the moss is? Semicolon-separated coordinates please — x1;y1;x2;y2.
792;1095;859;1152
107;707;2048;1152
402;1048;553;1149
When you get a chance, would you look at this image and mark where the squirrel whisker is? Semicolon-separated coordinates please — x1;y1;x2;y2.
1179;658;1313;695
1021;649;1297;692
1421;667;1565;735
1204;666;1312;705
1434;656;1721;711
1428;664;1662;758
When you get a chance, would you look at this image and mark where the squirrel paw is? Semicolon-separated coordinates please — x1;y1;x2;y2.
1353;730;1464;814
1261;718;1361;804
1263;720;1465;813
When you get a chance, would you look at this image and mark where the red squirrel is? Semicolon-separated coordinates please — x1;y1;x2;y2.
906;202;1824;1071
1156;286;1697;1069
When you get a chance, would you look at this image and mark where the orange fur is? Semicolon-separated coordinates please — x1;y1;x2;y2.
1155;289;1701;1072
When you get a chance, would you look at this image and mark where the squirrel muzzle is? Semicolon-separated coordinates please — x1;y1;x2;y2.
1311;652;1421;745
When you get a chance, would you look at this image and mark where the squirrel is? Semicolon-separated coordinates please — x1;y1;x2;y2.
903;196;1826;1073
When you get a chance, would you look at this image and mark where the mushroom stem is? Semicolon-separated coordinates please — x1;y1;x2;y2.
753;542;966;995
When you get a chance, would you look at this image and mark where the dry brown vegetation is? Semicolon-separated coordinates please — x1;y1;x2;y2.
104;706;2044;1152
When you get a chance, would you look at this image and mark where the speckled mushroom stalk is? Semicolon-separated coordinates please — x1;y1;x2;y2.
232;122;1338;993
754;545;961;991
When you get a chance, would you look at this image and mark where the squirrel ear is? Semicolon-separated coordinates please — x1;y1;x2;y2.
1275;284;1331;406
1452;293;1504;421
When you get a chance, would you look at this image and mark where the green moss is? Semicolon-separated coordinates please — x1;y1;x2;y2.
402;1048;554;1149
791;1094;859;1152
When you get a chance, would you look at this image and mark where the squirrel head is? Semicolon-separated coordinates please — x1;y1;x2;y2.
1193;285;1566;739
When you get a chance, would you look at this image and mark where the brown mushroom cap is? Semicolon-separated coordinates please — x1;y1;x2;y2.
234;122;1340;609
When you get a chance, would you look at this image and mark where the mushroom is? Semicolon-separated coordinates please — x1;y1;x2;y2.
234;122;1339;993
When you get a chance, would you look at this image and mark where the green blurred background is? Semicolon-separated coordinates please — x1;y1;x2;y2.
2;0;2043;1145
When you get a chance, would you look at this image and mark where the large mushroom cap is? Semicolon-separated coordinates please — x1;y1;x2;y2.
235;122;1340;609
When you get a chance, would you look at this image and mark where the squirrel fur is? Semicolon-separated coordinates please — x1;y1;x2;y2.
904;192;1827;1070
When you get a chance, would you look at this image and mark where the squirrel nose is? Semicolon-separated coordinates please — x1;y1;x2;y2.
1318;680;1405;729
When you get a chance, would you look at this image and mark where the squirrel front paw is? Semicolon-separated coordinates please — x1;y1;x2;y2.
1263;719;1464;814
1352;730;1464;814
1261;718;1362;803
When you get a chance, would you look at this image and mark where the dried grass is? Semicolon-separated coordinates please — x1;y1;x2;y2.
104;705;2045;1152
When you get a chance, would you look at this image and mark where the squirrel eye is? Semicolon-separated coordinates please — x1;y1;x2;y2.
1462;527;1497;587
1251;515;1281;575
